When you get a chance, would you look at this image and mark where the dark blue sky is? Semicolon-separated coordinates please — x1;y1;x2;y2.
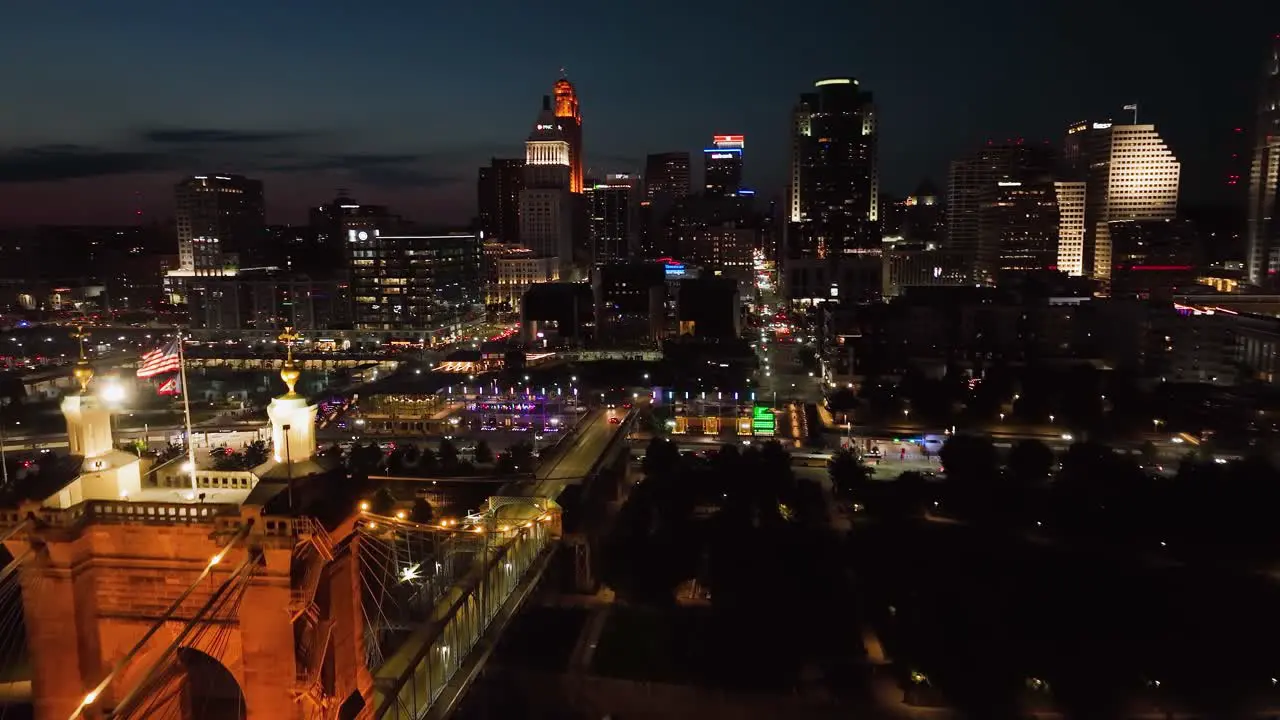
0;0;1268;225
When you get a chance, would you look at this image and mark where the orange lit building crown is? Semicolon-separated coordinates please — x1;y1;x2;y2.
553;77;584;193
553;78;580;122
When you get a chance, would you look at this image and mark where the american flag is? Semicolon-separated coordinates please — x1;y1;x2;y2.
137;339;181;378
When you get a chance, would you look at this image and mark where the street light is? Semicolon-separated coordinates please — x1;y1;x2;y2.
1048;414;1055;424
101;380;126;405
1152;418;1163;433
999;412;1005;422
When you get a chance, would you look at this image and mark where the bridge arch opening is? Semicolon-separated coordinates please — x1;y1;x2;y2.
174;647;246;720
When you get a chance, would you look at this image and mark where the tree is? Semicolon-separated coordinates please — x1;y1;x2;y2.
495;452;516;475
370;486;397;516
438;438;459;470
350;442;384;474
473;439;493;465
827;448;874;500
939;434;999;485
1007;439;1054;487
506;440;532;474
641;437;681;479
242;440;268;468
939;434;1002;521
212;449;241;471
410;497;433;524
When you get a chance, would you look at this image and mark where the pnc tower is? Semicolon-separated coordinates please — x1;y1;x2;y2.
553;77;584;194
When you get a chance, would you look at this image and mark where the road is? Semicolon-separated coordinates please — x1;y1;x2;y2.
527;408;626;499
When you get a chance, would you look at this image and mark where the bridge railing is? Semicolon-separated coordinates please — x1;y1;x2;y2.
0;500;240;534
373;514;555;719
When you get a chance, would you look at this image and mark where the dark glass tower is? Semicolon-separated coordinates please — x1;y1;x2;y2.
787;78;879;260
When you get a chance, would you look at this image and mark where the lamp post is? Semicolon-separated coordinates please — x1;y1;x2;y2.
282;423;293;510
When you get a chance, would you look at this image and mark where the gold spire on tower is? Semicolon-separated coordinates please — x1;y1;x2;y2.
71;325;93;393
278;326;301;397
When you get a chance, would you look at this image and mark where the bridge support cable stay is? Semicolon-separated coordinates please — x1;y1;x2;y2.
66;520;253;720
369;499;557;720
355;515;467;673
102;547;262;720
0;547;43;719
120;563;256;720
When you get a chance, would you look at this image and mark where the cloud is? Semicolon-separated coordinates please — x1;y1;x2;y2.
141;128;315;145
0;132;474;192
263;153;464;188
0;144;180;183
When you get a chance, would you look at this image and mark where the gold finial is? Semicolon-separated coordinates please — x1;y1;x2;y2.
70;325;93;393
277;326;301;397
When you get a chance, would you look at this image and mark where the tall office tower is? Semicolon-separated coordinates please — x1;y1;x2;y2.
1246;36;1280;287
553;77;584;194
585;174;639;265
477;158;525;244
989;176;1061;278
1065;121;1181;284
785;77;880;303
788;93;817;224
787;78;879;258
947;144;1057;284
640;152;691;257
306;194;399;279
1055;181;1087;276
174;174;264;274
704;134;745;196
519;96;574;272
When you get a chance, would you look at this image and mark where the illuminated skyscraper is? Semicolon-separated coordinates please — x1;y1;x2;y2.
174;174;264;275
1065;120;1180;284
704;135;744;197
585;174;639;265
1246;35;1280;287
553;77;584;194
1055;181;1087;276
640;152;691;257
947;143;1058;283
519;96;573;267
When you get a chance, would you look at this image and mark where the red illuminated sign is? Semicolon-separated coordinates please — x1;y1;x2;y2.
713;134;744;144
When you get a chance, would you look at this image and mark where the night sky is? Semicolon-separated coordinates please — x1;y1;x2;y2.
0;0;1269;226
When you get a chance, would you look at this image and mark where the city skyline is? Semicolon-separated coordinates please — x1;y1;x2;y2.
0;1;1267;225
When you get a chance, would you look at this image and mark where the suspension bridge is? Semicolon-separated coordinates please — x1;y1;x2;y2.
0;406;634;720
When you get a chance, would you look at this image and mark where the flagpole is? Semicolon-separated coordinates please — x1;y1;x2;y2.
177;330;197;493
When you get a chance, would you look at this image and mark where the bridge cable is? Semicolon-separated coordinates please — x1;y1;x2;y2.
67;522;253;720
125;562;252;720
0;560;44;720
106;549;258;720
